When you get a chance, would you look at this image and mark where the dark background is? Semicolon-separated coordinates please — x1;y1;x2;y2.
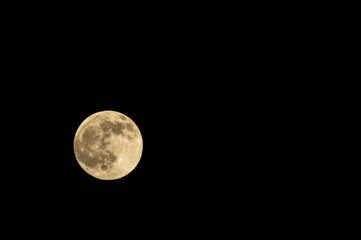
3;22;242;235
0;4;320;236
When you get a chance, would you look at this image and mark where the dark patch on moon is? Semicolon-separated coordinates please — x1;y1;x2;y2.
83;155;99;168
125;123;134;132
91;151;106;166
102;130;111;139
112;122;124;135
82;126;100;148
75;126;113;169
99;120;113;131
75;146;99;168
103;150;117;163
100;138;108;148
75;115;132;173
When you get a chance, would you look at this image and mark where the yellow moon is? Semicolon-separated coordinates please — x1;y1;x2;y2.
73;110;143;180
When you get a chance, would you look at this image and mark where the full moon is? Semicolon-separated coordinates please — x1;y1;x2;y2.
73;110;143;180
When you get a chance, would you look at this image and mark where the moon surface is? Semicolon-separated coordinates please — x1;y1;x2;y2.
73;110;143;180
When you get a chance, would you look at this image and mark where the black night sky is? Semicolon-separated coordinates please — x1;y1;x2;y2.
4;41;239;222
1;7;304;236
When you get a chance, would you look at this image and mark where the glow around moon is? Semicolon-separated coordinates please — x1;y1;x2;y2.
73;110;143;180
